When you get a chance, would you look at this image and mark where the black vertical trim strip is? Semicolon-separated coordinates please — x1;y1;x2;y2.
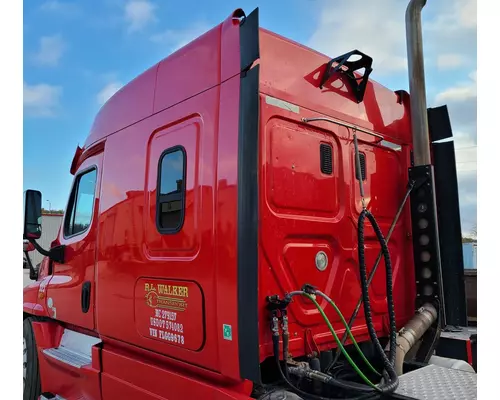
432;141;468;326
240;8;260;71
237;6;261;382
428;105;453;142
237;64;260;382
428;105;468;326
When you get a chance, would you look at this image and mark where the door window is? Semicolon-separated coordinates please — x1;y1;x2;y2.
64;168;97;237
156;147;186;233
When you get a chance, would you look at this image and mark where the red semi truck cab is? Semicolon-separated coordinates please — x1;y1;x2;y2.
23;5;476;400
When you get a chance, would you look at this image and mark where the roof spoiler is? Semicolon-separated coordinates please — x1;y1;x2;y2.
70;145;83;175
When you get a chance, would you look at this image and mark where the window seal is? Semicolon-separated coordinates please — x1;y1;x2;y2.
155;145;187;235
63;165;98;240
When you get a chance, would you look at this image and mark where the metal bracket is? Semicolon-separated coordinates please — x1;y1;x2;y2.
28;238;65;264
319;49;373;103
408;165;446;327
304;328;320;358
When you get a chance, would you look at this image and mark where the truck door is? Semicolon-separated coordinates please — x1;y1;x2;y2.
46;149;103;330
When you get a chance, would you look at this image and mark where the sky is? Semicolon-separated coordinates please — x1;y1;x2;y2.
23;0;477;233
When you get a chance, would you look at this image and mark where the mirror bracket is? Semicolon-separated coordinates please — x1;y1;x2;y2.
49;245;66;264
24;251;38;281
28;239;65;264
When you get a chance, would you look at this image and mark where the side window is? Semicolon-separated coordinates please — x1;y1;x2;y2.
64;168;97;237
156;147;186;233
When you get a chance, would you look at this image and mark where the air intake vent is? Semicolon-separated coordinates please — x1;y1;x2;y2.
355;153;366;181
320;144;333;175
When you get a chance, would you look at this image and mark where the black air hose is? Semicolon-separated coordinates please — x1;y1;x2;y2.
282;312;290;380
272;335;378;400
357;209;398;393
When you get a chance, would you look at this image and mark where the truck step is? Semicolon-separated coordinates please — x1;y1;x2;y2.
395;364;476;400
40;393;66;400
43;347;91;368
42;328;101;369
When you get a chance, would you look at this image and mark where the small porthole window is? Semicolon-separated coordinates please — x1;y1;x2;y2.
156;147;186;233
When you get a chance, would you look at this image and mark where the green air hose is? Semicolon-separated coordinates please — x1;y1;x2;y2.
315;291;381;377
289;290;380;378
293;292;380;391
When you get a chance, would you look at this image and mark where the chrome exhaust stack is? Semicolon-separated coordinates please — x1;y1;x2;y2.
402;0;447;368
406;0;431;166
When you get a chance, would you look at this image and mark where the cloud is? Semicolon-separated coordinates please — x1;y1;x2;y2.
150;22;211;52
308;0;477;233
124;0;156;32
457;171;477;234
424;0;476;67
97;82;123;105
434;70;477;139
32;35;66;67
427;0;477;33
435;85;476;103
308;0;408;74
437;54;466;70
40;1;81;16
24;82;62;117
308;0;476;78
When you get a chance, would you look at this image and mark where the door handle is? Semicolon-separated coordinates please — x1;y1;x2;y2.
81;281;91;313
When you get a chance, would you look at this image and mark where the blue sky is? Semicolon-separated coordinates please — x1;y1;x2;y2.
23;0;477;232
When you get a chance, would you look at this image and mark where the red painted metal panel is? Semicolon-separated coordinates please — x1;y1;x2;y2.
102;374;164;400
95;86;225;375
154;27;222;114
32;321;101;400
220;10;244;81
101;347;251;400
144;116;201;256
23;276;52;317
258;29;412;144
46;150;104;329
214;75;241;380
257;90;415;361
135;278;204;351
86;65;158;148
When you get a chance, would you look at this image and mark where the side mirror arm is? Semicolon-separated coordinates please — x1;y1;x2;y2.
24;251;38;281
28;238;65;264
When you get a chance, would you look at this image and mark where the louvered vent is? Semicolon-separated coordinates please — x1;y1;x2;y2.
355;153;366;181
320;144;333;175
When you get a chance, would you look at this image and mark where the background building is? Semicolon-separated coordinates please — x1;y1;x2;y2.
23;213;63;287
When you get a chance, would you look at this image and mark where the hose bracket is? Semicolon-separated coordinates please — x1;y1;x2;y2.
266;295;291;322
304;328;320;358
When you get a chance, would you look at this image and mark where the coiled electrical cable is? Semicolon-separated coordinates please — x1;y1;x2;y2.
357;209;398;393
328;181;414;372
